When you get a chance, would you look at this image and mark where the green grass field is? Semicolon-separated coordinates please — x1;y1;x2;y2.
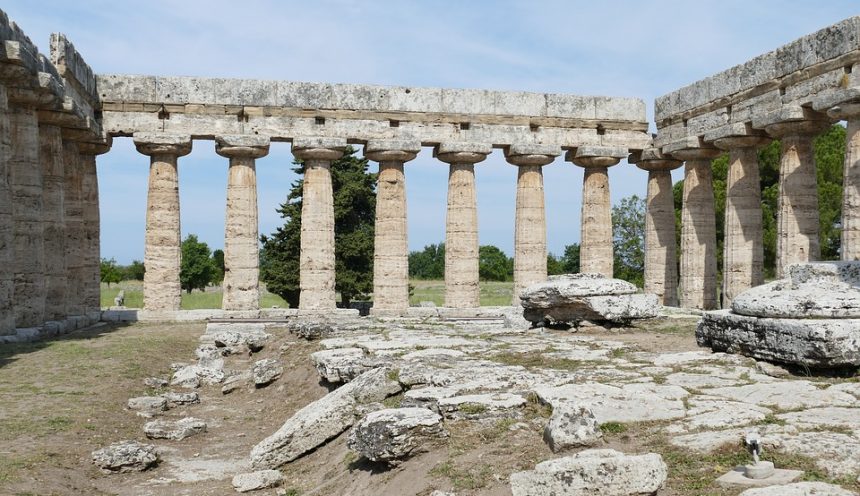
410;279;513;307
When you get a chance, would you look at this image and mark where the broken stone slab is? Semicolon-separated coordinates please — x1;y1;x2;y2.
222;370;251;394
287;319;334;340
250;367;402;469
127;396;168;417
310;347;386;383
347;407;446;464
161;391;200;406
252;358;283;387
776;407;860;431
436;393;527;419
143;377;169;388
171;364;225;388
144;417;207;440
697;311;860;369
768;431;860;478
510;449;667;496
738;482;858;496
669;425;798;453
533;382;688;423
666;397;772;434
704;381;858;410
543;404;602;452
92;441;159;473
232;469;284;493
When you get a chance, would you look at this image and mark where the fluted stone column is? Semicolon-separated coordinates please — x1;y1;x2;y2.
634;150;682;306
765;120;830;277
293;137;346;311
9;98;45;327
62;140;85;318
39;124;67;321
79;139;110;319
829;103;860;260
568;147;626;277
0;85;13;335
435;142;491;308
505;144;559;305
672;147;720;310
134;133;192;312
714;136;769;307
365;139;421;313
215;135;270;311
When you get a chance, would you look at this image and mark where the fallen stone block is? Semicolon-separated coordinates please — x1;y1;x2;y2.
232;469;284;493
161;391;200;406
348;407;446;464
144;417;207;440
127;396;168;417
252;358;283;387
92;441;159;473
287;319;334;340
543;404;602;452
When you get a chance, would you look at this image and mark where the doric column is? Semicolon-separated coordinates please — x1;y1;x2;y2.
78;139;110;320
62;140;85;318
215;135;270;311
633;149;682;306
365;139;421;313
0;84;13;335
828;103;860;260
293;137;346;311
8;95;45;327
505;144;559;305
568;146;626;277
38;123;67;321
764;119;830;277
134;133;192;312
713;135;769;307
671;147;720;310
435;142;491;308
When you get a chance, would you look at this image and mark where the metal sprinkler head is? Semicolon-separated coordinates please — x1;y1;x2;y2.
743;432;774;479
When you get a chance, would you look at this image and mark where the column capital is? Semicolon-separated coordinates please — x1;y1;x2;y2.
434;142;491;165
566;145;626;168
364;139;421;163
215;134;270;159
758;105;832;138
765;119;831;138
713;135;771;151
133;132;192;157
77;136;113;156
630;147;682;171
292;136;346;161
827;101;860;121
504;143;560;167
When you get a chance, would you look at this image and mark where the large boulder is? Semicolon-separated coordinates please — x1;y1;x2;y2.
347;407;446;464
520;274;659;326
698;262;860;369
250;367;401;469
510;449;667;496
92;441;159;473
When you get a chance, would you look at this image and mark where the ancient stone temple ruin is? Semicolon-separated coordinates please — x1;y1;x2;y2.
2;10;860;338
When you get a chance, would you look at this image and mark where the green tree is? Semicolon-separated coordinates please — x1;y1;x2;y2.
212;249;225;283
100;258;122;287
560;243;580;273
612;195;645;287
180;234;216;293
408;243;446;279
479;245;513;281
547;252;565;275
260;146;376;307
123;260;145;281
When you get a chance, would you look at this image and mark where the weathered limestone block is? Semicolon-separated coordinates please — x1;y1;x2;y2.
543;403;602;452
520;274;658;325
127;396;168;417
674;148;720;310
9;102;45;327
506;144;559;305
510;449;668;496
365;139;420;313
311;347;387;383
62;141;85;317
534;382;688;424
830;104;860;261
250;367;401;469
143;417;207;440
216;135;269;311
765;120;830;277
134;133;192;311
252;358;283;387
435;142;491;308
38;124;66;320
569;147;625;278
634;151;682;306
232;470;284;493
738;482;857;496
294;137;346;310
715;136;768;307
91;441;159;473
0;85;14;335
347;407;446;464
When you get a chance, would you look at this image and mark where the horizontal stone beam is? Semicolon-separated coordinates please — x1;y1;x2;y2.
50;33;98;105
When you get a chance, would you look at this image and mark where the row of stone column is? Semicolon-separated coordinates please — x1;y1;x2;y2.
0;83;105;336
640;106;860;310
134;134;629;313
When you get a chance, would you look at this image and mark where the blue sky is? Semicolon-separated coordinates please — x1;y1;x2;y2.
5;0;859;264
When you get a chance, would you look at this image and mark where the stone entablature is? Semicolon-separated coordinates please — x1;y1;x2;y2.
654;16;860;150
96;74;650;151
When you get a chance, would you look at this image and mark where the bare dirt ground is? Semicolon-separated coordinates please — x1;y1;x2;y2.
0;317;857;496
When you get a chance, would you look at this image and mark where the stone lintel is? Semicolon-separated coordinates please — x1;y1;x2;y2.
292;136;347;161
133;132;193;157
504;143;560;167
215;134;271;159
434;142;492;165
49;32;98;105
812;86;860;113
364;139;421;163
752;104;831;131
662;137;721;159
703;122;762;142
